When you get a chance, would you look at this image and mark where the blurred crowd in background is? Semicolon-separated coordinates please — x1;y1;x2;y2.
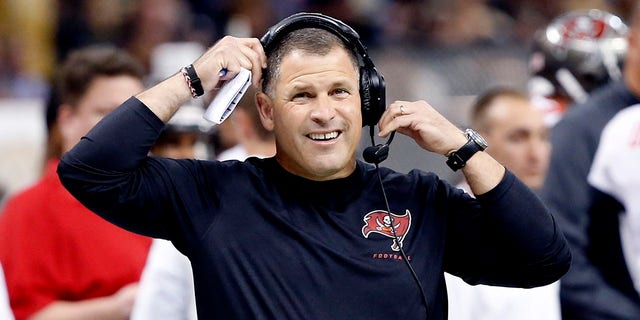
2;0;637;99
0;0;636;201
2;1;640;319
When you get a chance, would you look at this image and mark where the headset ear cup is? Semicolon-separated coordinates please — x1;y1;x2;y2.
363;67;386;127
360;66;372;127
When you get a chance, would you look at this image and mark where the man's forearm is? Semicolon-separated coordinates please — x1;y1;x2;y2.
28;291;134;320
136;73;192;123
462;151;506;196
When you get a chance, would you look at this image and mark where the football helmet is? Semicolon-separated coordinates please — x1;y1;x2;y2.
528;9;628;103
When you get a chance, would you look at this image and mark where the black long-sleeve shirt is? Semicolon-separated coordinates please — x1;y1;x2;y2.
58;97;570;319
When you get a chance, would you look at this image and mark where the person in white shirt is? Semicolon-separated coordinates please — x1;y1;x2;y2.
445;87;560;320
589;104;640;296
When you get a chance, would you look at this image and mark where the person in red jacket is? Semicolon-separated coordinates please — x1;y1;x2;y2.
0;46;151;320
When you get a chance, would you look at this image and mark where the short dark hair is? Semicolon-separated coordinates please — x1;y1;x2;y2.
45;45;145;160
55;45;145;107
261;28;359;97
470;87;529;132
633;3;640;29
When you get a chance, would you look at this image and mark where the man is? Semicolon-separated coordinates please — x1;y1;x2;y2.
542;4;640;319
445;88;559;320
0;46;151;320
467;88;550;190
57;13;570;319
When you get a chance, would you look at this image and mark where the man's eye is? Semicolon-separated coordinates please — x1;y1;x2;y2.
508;131;528;143
292;92;309;100
334;89;349;97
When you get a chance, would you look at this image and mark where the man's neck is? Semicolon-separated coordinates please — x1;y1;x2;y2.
243;139;276;158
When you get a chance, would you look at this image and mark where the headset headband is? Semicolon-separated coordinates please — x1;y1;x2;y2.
260;12;374;68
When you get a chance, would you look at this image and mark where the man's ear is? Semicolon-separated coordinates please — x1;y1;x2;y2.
628;27;637;48
256;92;274;131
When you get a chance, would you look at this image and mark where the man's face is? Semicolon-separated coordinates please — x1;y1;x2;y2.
258;47;362;181
59;75;144;152
481;97;551;190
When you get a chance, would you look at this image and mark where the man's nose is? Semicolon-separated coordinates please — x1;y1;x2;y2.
528;137;550;162
310;96;336;123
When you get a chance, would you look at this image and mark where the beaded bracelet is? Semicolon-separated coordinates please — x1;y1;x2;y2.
180;64;204;98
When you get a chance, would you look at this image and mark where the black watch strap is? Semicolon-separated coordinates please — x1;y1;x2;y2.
446;139;484;171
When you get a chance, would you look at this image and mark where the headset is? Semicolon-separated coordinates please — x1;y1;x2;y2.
260;12;394;164
261;13;429;318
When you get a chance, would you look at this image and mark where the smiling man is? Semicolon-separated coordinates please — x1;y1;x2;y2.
57;13;570;319
257;38;362;181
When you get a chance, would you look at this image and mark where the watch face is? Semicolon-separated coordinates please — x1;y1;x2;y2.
465;129;488;149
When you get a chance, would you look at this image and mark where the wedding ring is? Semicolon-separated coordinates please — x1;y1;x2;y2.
400;105;406;115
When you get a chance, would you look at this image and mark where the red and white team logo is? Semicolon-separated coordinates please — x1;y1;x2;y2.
560;15;607;40
362;210;412;251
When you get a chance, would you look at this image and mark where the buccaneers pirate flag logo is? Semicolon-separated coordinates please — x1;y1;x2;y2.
362;210;412;251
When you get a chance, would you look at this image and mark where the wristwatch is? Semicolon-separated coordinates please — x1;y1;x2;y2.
446;129;488;171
